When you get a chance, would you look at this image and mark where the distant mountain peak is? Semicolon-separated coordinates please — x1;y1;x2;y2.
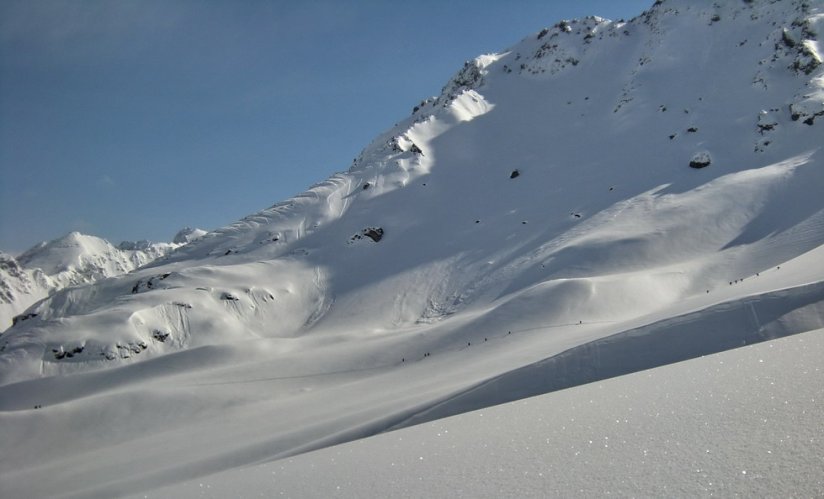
172;226;208;244
0;230;191;331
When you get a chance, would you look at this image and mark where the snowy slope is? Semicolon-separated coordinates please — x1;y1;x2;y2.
0;230;202;331
1;0;824;497
137;328;824;499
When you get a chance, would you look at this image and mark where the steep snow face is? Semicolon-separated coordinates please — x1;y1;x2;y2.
0;232;187;331
1;1;824;496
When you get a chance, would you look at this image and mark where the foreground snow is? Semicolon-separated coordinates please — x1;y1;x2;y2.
140;328;824;498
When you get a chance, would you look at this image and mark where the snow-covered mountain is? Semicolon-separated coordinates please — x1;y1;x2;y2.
0;229;205;331
1;1;823;497
171;226;209;245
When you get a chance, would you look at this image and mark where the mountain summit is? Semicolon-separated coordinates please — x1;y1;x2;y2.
1;1;823;497
0;232;192;331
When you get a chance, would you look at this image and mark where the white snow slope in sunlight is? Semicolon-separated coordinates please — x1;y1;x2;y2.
140;328;824;499
2;1;824;497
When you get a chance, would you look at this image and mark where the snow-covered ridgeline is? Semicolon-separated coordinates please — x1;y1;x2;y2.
0;0;821;393
0;229;205;331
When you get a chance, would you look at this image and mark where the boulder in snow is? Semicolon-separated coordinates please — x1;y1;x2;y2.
689;151;712;169
350;227;384;243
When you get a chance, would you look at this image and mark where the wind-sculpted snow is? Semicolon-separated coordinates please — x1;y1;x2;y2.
1;1;824;497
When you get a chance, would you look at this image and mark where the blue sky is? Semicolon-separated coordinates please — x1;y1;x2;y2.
0;0;651;254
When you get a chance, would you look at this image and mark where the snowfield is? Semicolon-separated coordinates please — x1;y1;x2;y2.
138;328;824;498
1;0;823;497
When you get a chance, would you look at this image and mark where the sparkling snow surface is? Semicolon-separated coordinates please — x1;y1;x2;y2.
142;328;824;498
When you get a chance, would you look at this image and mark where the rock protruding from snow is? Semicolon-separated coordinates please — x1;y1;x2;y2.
515;16;609;78
435;53;502;107
350;227;385;244
689;151;712;169
790;92;824;125
757;109;779;133
438;60;485;105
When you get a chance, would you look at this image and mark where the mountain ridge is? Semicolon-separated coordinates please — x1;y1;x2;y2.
0;229;206;331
